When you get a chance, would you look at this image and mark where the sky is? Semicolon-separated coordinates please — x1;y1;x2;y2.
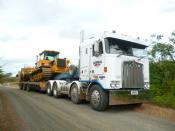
0;0;175;75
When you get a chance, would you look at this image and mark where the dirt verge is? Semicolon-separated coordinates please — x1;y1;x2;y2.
135;103;175;122
111;96;175;122
0;89;28;131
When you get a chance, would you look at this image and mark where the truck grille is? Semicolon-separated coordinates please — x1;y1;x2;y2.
122;61;144;89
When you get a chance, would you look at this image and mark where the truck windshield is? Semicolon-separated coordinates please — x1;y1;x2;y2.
105;37;147;58
132;48;147;58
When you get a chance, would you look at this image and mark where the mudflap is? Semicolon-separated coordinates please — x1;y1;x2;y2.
109;91;142;106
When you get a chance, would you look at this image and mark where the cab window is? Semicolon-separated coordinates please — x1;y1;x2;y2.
92;41;103;56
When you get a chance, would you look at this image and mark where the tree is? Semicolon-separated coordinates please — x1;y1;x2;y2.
147;30;175;108
149;32;175;62
0;66;5;83
169;30;175;44
149;43;174;61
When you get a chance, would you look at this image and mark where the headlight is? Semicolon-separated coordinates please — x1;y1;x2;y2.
110;81;120;89
144;82;150;89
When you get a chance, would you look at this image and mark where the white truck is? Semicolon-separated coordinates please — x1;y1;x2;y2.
46;31;149;111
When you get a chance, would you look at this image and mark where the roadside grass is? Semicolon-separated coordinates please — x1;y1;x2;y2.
114;89;175;109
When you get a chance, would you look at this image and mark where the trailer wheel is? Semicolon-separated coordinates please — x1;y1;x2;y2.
53;82;62;98
89;85;109;111
46;82;53;96
22;84;27;90
19;84;23;90
26;84;31;92
70;84;81;104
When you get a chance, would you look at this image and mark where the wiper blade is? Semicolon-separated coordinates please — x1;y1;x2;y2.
117;53;122;57
137;56;146;60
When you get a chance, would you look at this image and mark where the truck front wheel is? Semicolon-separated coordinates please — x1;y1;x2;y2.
89;85;109;111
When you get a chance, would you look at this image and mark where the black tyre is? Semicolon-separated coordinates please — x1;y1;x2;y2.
26;84;31;92
19;84;23;90
89;84;109;111
46;82;53;96
70;84;81;104
22;84;27;90
53;82;62;98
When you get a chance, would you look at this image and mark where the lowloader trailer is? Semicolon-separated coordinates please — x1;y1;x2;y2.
19;31;149;111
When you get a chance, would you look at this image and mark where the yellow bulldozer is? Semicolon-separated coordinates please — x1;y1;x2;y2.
18;50;70;91
30;50;70;82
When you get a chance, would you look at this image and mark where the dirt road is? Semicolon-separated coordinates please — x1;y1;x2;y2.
0;86;175;131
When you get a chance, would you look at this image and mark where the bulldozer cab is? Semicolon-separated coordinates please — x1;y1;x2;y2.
36;50;59;68
40;50;59;61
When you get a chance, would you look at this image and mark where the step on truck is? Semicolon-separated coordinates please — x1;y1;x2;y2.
18;31;150;111
46;31;149;111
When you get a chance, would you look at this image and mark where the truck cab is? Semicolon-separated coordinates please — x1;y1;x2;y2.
79;31;149;90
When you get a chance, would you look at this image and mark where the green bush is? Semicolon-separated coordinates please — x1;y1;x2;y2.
140;61;175;108
153;94;175;108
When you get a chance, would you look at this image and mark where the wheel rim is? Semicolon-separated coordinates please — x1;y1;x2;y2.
47;87;50;94
91;90;100;106
23;85;26;90
71;87;78;102
53;87;57;96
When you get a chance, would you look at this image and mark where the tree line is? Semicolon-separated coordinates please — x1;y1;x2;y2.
0;66;15;83
146;30;175;108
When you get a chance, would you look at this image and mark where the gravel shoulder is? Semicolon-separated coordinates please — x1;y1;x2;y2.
0;87;28;131
0;86;175;131
111;96;175;122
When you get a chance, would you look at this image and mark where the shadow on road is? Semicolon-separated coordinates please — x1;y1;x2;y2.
108;103;142;112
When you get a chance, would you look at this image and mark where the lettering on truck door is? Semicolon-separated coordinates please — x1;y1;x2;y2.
90;40;104;81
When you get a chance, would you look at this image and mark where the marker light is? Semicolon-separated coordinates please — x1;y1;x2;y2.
104;67;107;72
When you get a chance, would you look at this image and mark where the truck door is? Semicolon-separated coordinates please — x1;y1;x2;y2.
90;40;104;80
79;45;91;81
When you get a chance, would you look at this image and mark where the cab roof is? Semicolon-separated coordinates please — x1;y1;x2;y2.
103;32;148;47
81;31;148;47
40;50;60;55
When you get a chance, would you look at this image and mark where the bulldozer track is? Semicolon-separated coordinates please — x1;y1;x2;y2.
42;68;52;80
30;67;52;81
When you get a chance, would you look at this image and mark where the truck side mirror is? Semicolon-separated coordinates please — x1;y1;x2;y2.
94;42;100;57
